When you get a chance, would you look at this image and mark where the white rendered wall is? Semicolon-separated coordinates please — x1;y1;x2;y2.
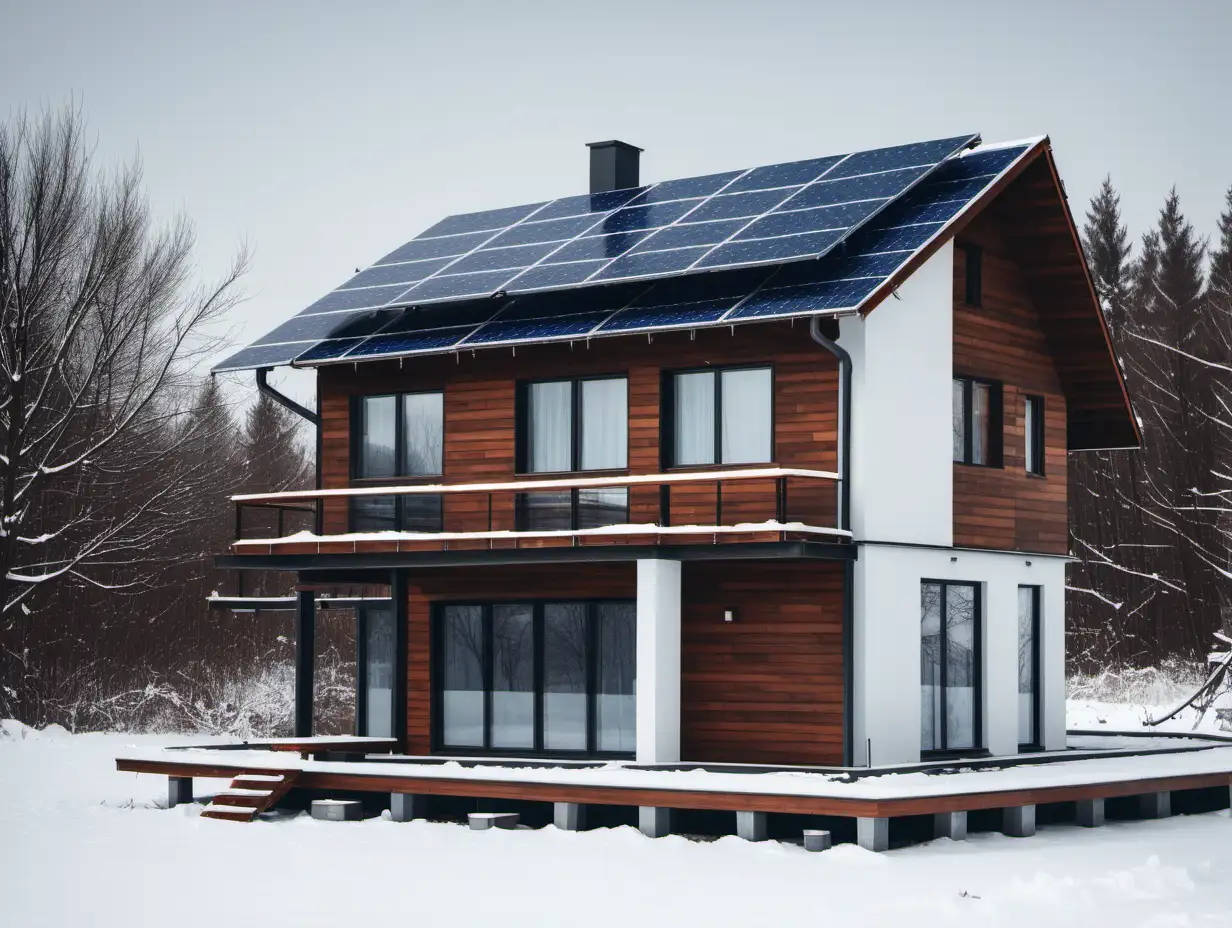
851;544;1067;766
636;559;681;764
841;242;954;547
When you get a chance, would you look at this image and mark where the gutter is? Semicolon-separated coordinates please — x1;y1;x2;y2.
256;367;320;426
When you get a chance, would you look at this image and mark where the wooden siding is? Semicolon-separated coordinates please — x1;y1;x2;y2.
953;209;1069;554
402;560;844;766
682;561;845;766
318;321;839;538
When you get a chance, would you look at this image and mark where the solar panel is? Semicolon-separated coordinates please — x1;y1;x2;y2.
214;136;1040;374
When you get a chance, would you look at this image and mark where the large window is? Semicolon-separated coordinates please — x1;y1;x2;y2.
1024;395;1044;476
352;392;444;532
921;581;981;754
356;606;396;738
952;376;1001;466
1018;586;1041;749
519;377;628;530
521;377;627;474
435;601;635;756
667;366;772;467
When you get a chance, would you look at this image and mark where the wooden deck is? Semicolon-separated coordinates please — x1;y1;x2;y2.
116;736;1232;837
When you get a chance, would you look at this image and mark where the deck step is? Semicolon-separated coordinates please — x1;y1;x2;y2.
200;769;300;822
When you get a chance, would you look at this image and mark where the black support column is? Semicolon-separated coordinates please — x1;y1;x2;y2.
391;570;408;748
294;588;315;738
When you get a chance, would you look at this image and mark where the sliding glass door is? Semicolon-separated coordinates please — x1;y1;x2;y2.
434;601;636;757
921;581;981;754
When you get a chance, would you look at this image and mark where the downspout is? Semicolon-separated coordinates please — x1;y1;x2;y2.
808;317;850;533
809;315;855;766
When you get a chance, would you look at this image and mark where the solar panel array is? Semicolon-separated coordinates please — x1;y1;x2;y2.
215;134;982;372
273;142;1035;368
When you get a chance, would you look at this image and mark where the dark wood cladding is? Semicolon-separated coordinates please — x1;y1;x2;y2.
318;321;839;538
953;210;1069;555
682;561;844;766
995;153;1138;450
400;560;843;765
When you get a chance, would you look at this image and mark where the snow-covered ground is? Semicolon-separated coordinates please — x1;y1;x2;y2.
3;714;1232;927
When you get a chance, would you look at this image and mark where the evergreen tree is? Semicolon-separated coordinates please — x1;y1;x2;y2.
1083;177;1134;335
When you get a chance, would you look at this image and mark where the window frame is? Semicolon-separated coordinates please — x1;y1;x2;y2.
1024;394;1045;476
430;599;636;760
961;243;983;307
349;390;446;532
516;374;629;476
920;579;984;759
662;363;776;470
1017;584;1043;752
351;390;445;482
952;375;1003;468
355;604;397;738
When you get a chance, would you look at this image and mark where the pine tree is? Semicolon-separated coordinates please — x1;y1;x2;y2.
1084;177;1134;335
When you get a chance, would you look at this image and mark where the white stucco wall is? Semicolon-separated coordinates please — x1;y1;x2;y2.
636;558;681;764
841;241;954;547
851;544;1067;767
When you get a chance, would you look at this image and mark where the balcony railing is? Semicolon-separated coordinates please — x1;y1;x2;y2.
231;467;848;554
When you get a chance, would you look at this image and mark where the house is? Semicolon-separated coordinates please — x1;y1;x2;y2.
213;132;1137;773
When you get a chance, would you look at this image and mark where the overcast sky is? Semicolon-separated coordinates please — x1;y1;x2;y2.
2;0;1229;403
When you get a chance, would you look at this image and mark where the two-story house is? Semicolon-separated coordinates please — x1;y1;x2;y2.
215;132;1137;771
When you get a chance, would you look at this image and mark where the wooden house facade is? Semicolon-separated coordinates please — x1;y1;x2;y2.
216;134;1136;770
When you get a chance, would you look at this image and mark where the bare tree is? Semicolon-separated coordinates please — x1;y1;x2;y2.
0;106;246;621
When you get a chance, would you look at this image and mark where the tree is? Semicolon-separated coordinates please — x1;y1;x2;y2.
0;106;246;621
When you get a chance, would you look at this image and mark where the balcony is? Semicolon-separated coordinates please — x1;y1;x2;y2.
230;467;848;557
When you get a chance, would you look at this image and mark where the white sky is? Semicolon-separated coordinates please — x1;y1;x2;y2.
2;0;1229;405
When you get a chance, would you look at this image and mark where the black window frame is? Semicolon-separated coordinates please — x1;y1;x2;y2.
349;390;445;532
1024;394;1045;476
355;604;398;738
516;374;629;476
920;579;984;759
430;599;636;760
1017;584;1043;752
961;244;983;307
952;375;1003;467
661;363;776;469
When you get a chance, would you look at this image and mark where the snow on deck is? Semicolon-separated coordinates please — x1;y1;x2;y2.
118;738;1232;802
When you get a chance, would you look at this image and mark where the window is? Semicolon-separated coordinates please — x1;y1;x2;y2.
667;366;772;467
352;391;444;532
519;377;628;530
961;244;983;307
434;601;635;756
356;606;396;738
1024;395;1044;475
356;392;443;478
921;581;981;754
1017;586;1041;749
952;376;1001;466
521;376;627;474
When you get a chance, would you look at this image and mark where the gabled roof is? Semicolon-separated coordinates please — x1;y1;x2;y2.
214;134;1138;451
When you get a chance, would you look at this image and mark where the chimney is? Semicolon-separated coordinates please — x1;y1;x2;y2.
586;140;642;193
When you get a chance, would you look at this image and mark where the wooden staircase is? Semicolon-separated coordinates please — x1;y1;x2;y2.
201;770;300;822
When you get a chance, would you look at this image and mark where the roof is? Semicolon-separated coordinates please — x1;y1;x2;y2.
214;133;1138;451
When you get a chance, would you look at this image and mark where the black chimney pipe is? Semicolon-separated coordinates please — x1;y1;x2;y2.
586;140;642;193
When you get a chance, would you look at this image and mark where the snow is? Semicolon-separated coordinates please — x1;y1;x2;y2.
4;722;1232;926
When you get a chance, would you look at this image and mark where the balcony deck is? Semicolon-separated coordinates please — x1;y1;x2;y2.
227;467;849;562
